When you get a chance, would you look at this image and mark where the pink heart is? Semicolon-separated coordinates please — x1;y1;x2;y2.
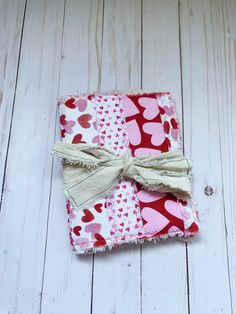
143;122;165;146
142;207;169;235
171;128;179;140
85;223;101;239
137;190;166;203
92;135;100;144
163;105;175;116
126;119;141;146
164;200;183;220
168;226;184;237
122;96;139;117
64;120;76;134
74;237;89;247
138;97;159;120
134;147;161;157
74;99;87;112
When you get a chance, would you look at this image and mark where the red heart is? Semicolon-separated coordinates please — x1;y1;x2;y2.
73;226;82;236
159;106;165;115
77;114;92;128
65;98;76;109
60;114;67;126
94;203;103;213
81;209;94;223
94;233;106;247
72;134;86;144
163;121;170;134
61;129;66;138
170;118;178;129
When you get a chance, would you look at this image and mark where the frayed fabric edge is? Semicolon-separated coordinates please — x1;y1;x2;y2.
72;230;200;255
57;90;171;104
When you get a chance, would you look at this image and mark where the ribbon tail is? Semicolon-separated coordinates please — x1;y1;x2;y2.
52;141;109;167
133;165;192;199
62;163;123;210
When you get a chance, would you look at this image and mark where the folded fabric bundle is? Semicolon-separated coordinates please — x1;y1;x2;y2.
53;92;199;254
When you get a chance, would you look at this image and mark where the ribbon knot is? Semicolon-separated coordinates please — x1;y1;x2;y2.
121;153;133;178
52;142;192;210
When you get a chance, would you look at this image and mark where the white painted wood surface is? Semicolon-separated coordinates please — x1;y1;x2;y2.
0;1;235;313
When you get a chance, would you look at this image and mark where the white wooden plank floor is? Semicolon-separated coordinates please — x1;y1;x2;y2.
0;0;235;313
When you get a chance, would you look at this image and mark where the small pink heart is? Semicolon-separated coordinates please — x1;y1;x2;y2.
74;237;89;246
92;135;100;144
171;128;179;140
74;99;87;112
163;105;175;116
138;97;159;120
85;223;101;239
143;122;165;146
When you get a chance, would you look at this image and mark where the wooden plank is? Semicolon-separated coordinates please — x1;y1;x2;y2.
180;0;233;312
40;1;104;314
141;1;189;314
0;0;26;193
91;1;142;314
218;0;236;312
0;0;65;313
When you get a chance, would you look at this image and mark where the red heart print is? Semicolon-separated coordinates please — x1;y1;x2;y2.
81;209;94;223
94;233;106;247
94;203;103;213
170;118;178;129
159;106;165;115
179;199;188;206
65;98;76;109
60;114;67;126
77;114;92;128
163;121;170;134
61;129;66;138
73;226;82;236
72;134;86;144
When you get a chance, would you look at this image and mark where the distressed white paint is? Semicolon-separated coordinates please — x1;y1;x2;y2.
0;0;65;312
0;0;235;313
40;1;103;314
180;0;233;313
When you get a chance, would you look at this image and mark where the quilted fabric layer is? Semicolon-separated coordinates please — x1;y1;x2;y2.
57;92;199;254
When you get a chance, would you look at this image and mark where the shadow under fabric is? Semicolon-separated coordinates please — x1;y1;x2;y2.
53;92;200;254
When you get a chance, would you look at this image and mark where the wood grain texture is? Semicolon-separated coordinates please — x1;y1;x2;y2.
0;0;65;312
91;1;142;314
216;0;236;312
40;1;104;314
141;1;188;314
0;0;26;196
180;0;234;313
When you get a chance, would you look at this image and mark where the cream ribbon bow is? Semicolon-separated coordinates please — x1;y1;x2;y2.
53;142;192;210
